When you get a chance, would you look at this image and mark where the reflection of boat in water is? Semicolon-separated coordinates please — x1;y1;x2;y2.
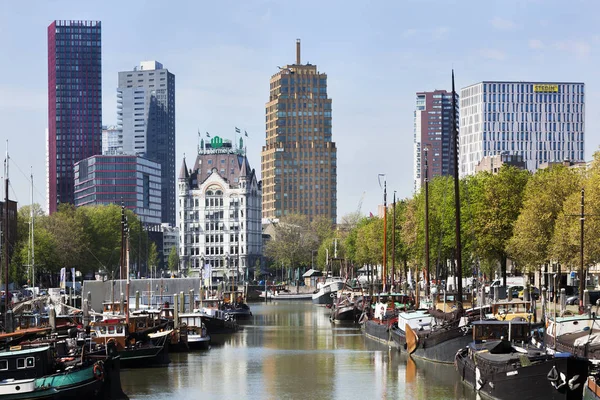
455;319;588;400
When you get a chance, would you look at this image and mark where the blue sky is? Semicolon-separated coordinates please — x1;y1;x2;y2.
0;0;598;219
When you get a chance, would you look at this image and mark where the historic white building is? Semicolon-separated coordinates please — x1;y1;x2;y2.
178;138;262;282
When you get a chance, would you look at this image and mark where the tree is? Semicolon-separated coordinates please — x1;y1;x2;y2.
167;246;179;274
507;165;582;278
148;242;159;278
265;214;318;280
470;166;530;286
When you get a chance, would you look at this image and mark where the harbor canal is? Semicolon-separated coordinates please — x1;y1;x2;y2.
121;301;476;399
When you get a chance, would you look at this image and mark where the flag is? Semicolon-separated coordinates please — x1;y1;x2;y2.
244;131;248;137
235;127;241;133
369;212;374;218
206;132;210;138
60;267;66;290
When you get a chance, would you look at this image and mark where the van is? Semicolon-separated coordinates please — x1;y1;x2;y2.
485;277;526;294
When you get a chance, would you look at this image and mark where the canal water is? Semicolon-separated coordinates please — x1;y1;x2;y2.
121;302;476;400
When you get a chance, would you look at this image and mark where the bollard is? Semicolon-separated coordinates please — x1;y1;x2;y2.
493;286;499;303
179;292;185;314
189;289;194;313
541;287;547;323
5;309;13;334
135;291;140;311
560;288;566;314
584;289;590;309
507;286;513;301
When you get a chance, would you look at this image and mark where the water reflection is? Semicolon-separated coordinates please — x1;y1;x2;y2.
122;302;475;400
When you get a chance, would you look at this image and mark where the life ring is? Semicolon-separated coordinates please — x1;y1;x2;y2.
93;362;104;381
330;293;336;298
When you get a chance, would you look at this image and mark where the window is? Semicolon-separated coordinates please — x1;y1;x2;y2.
0;360;7;370
26;357;34;368
17;358;25;369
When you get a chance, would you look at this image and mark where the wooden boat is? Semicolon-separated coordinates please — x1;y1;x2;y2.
0;344;127;400
90;317;170;369
312;278;344;305
360;294;413;346
455;320;588;400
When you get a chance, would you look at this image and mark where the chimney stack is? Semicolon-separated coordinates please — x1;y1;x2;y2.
296;39;301;65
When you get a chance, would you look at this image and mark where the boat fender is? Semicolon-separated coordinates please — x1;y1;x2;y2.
93;362;104;381
568;375;580;391
358;313;368;325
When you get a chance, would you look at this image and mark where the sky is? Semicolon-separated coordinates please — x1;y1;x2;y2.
0;0;599;220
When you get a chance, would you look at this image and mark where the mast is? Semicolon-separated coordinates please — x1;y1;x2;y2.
579;188;585;310
125;213;130;325
4;145;9;314
424;146;431;297
392;191;396;290
30;170;35;295
451;70;464;311
382;179;387;293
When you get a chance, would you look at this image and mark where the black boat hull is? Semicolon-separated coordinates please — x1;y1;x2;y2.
119;343;170;369
456;347;588;400
392;324;471;364
362;320;397;347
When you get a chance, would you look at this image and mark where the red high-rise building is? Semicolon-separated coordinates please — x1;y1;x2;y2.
47;20;102;213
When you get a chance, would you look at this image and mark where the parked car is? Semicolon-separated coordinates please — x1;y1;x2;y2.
518;287;540;300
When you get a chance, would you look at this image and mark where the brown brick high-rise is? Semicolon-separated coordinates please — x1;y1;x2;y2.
262;39;337;223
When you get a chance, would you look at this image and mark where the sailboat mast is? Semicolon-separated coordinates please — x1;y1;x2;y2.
383;180;387;293
451;70;463;311
30;170;35;295
424;146;431;297
4;146;9;314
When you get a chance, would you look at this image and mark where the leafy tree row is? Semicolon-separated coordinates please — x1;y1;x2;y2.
9;204;160;287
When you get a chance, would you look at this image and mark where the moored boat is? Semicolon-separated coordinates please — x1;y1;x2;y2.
312;278;344;305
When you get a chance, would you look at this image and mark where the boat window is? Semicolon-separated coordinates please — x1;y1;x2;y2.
138;322;146;329
108;326;115;334
17;358;25;369
100;326;107;334
0;360;7;370
116;325;124;334
26;357;34;368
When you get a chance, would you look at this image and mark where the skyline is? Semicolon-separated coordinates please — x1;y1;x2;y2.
1;0;599;220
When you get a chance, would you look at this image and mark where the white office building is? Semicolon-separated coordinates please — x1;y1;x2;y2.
459;81;585;176
178;137;262;282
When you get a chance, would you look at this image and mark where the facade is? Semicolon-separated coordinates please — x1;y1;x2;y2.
117;61;176;226
413;90;458;192
147;223;179;274
261;40;337;223
73;155;162;225
102;125;123;155
459;81;585;177
178;138;262;282
474;153;527;174
47;20;102;214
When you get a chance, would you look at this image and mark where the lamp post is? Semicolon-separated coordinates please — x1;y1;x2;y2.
200;253;205;308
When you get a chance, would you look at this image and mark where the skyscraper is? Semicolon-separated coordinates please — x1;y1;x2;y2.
459;81;585;176
413;90;458;192
118;61;176;226
262;40;337;223
47;20;102;213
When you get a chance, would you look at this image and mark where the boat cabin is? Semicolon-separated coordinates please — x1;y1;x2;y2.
179;314;203;329
0;346;54;382
102;300;129;316
489;300;533;321
90;318;128;349
471;320;531;343
434;292;474;312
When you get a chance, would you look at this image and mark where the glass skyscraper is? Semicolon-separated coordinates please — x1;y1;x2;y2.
47;20;102;214
261;40;337;223
459;81;585;176
117;61;176;226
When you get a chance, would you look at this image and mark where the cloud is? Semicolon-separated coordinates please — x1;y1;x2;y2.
479;48;506;61
554;40;591;58
402;29;418;38
431;26;449;40
528;39;544;49
490;17;516;31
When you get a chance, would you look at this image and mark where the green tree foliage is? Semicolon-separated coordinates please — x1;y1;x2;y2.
148;242;159;277
508;165;582;271
167;246;180;273
470;166;530;284
265;214;318;276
